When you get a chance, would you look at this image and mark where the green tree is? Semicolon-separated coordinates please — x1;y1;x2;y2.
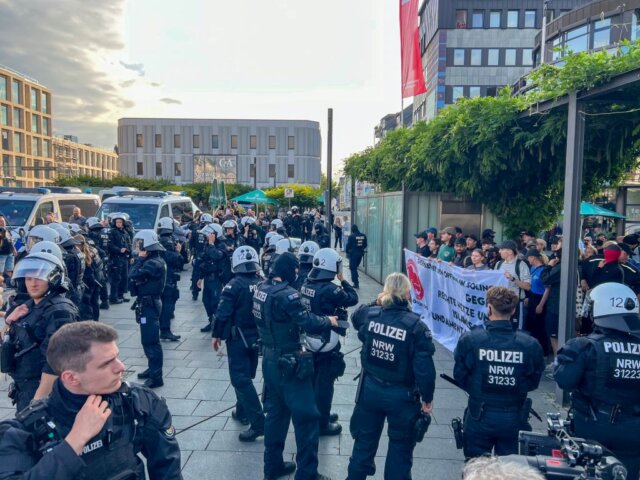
264;184;323;209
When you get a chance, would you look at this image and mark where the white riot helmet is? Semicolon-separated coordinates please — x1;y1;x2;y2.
232;246;260;273
69;223;83;235
14;252;66;291
201;223;223;239
264;231;278;246
268;234;284;249
86;217;102;230
275;238;300;255
298;241;319;265
157;217;174;233
110;213;127;228
29;241;64;265
50;224;79;248
304;331;339;353
240;216;256;227
200;213;213;224
222;219;237;230
133;229;165;253
27;225;61;251
589;282;640;335
308;248;343;281
271;219;284;230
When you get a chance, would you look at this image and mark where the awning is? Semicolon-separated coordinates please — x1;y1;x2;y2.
231;189;278;205
580;201;625;219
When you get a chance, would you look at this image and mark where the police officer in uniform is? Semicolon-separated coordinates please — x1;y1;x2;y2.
219;220;245;284
270;237;297;273
86;217;111;310
108;214;132;305
345;225;367;289
129;230;167;389
292;241;319;291
212;246;265;442
453;286;544;458
0;321;182;479
1;252;79;412
301;248;358;436
261;233;283;278
554;282;640;479
241;216;262;254
253;252;338;480
198;223;225;333
52;226;85;306
157;217;184;342
191;213;213;300
347;273;436;480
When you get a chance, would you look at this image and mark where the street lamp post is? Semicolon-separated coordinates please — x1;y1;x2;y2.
540;0;551;65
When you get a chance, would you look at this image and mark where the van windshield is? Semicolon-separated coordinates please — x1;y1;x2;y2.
96;202;159;230
0;200;36;227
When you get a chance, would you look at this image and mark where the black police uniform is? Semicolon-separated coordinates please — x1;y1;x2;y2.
158;231;184;337
212;272;265;436
79;244;105;321
555;327;640;478
218;234;245;285
243;225;262;254
4;294;78;412
261;245;276;278
129;252;167;384
313;227;330;250
0;379;182;479
61;243;85;306
88;225;111;308
453;320;545;458
289;214;303;238
345;227;367;288
198;241;225;322
301;276;358;431
190;223;208;300
292;263;312;291
108;226;132;303
253;253;334;480
347;300;436;480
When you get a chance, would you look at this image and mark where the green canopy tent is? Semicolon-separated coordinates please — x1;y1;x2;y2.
580;201;625;219
231;190;278;215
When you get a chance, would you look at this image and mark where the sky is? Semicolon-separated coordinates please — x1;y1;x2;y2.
0;0;404;175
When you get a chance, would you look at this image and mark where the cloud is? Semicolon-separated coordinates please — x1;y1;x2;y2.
0;1;129;146
120;79;137;88
119;61;145;77
150;82;161;87
160;97;182;105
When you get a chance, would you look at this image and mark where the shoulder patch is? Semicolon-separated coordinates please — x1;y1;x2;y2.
288;292;299;300
163;425;176;438
223;285;233;292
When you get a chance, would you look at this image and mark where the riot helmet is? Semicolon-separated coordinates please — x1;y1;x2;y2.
29;241;64;264
275;238;300;255
268;234;284;249
222;219;237;234
271;219;284;230
308;248;343;281
26;225;61;251
200;213;213;224
69;223;83;236
110;213;127;228
240;216;256;227
264;231;278;246
157;217;174;234
133;230;165;254
304;331;339;353
86;217;102;230
14;252;66;291
298;241;319;265
589;282;640;336
200;223;224;240
51;224;79;248
232;246;260;273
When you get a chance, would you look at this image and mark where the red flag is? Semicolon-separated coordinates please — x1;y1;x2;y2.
399;0;427;98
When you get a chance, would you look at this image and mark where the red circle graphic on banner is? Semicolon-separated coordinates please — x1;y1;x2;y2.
407;259;424;300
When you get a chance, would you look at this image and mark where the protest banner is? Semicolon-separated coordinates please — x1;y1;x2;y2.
404;249;509;352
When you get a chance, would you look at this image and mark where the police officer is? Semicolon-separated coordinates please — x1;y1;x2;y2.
219;220;245;284
292;241;319;291
212;246;265;442
270;237;297;273
345;225;367;289
241;216;262;254
198;223;225;333
0;321;182;479
253;252;338;480
554;282;640;479
313;224;330;249
1;252;79;412
347;273;436;480
157;217;184;342
301;248;358;436
261;233;283;278
50;226;86;306
191;213;213;300
86;217;111;310
288;206;303;238
108;214;132;305
129;230;167;389
453;286;544;458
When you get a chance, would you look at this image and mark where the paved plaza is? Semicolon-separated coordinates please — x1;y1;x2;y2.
0;260;563;479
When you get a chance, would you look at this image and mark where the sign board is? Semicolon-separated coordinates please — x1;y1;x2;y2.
284;188;294;198
193;155;237;184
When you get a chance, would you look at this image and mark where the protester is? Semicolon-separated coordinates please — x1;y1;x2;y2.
451;238;468;267
438;227;456;262
333;216;343;251
541;252;562;358
525;249;550;356
465;248;488;271
428;238;441;259
415;231;430;257
494;240;531;330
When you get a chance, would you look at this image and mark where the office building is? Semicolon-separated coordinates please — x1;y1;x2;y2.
53;135;119;180
117;118;322;188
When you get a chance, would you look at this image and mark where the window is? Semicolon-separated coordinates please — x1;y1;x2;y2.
453;49;465;66
212;134;219;149
231;135;238;149
250;135;257;149
469;87;481;98
505;49;517;66
269;163;276;177
593;18;611;49
15;156;22;176
269;135;276;149
42;117;49;135
13;132;22;152
633;10;640;42
155;162;162;176
486;87;498;97
470;49;482;66
288;164;295;178
250;162;255;178
160;205;170;219
174;134;181;148
565;25;588;54
136;133;143;148
155;133;162;148
288;136;295;150
1;130;8;149
58;199;100;219
31;114;39;133
0;75;6;100
524;10;536;28
31;137;40;156
34;160;41;179
174;162;182;176
32;201;53;224
44;161;52;179
43;139;50;158
41;93;49;114
471;11;483;28
30;89;38;110
507;10;519;28
488;49;499;66
2;155;9;177
13;107;22;128
452;86;464;103
136;162;143;175
12;80;21;104
170;201;194;225
0;105;7;126
455;10;467;29
522;48;533;66
193;134;200;149
489;11;501;28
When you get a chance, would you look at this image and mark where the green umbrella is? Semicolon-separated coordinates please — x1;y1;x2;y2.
231;189;278;205
580;201;625;219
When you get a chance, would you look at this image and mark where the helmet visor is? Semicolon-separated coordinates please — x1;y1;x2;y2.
27;235;42;251
14;257;58;281
133;238;145;255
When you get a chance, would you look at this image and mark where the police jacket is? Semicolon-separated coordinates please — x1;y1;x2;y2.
128;253;166;298
62;246;85;291
351;300;436;402
261;248;275;278
300;278;358;316
453;320;545;407
292;264;312;291
192;226;208;259
87;228;108;260
253;279;332;353
243;229;262;254
555;328;640;409
159;234;184;287
8;294;78;381
108;227;131;258
314;232;330;249
218;236;244;284
345;233;367;257
213;273;261;341
288;214;303;238
198;243;224;280
0;380;182;480
82;246;104;289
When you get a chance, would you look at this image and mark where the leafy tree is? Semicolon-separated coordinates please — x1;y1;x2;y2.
265;184;323;209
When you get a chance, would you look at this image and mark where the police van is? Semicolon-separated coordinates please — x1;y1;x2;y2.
0;187;100;238
96;191;196;231
98;186;139;203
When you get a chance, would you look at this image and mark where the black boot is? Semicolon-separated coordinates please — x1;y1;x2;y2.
264;461;296;480
200;323;212;333
231;408;250;425
99;302;110;310
238;426;264;442
160;331;181;342
137;369;151;379
144;377;164;388
319;422;342;436
329;413;339;423
110;298;123;305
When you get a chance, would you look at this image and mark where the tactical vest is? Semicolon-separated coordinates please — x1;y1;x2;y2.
360;306;415;386
228;276;261;333
253;282;301;352
301;281;339;316
262;251;274;277
134;256;166;297
466;330;529;406
200;244;222;278
355;235;366;249
582;333;640;407
99;229;111;255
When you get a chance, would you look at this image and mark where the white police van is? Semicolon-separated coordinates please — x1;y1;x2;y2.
0;187;100;238
98;186;139;203
96;191;196;231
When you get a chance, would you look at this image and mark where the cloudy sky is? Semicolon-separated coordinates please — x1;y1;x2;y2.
0;0;404;173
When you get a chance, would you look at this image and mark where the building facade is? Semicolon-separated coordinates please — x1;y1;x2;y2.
0;66;54;187
413;0;592;122
117;118;322;188
374;105;413;143
53;135;119;180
